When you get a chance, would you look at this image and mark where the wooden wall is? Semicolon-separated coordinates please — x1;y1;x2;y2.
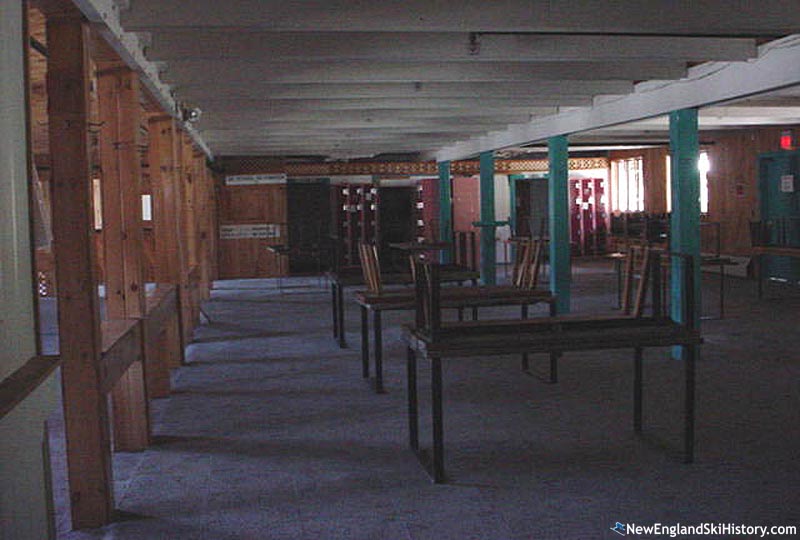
612;125;800;255
704;125;800;255
215;158;288;278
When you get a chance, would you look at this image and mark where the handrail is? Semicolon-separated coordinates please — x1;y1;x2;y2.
0;355;60;420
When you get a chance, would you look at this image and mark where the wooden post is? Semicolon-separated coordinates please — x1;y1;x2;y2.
479;151;496;285
46;13;114;528
438;161;452;263
669;109;702;357
97;67;150;452
549;135;571;314
176;131;195;343
148;116;186;367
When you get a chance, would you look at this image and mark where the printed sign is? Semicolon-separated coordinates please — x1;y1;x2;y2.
225;173;287;186
219;223;282;239
780;175;795;193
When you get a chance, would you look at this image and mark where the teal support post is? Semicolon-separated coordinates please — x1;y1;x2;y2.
548;136;571;314
669;109;702;336
438;161;453;263
479;151;496;285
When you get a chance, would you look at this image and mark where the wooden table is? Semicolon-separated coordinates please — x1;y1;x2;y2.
355;286;555;393
388;241;451;252
402;253;701;483
326;266;480;348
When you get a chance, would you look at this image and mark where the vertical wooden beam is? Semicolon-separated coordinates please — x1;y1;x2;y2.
97;66;150;452
437;161;452;263
479;151;496;285
669;109;702;331
46;13;114;529
176;130;195;343
548;135;571;314
148;116;186;367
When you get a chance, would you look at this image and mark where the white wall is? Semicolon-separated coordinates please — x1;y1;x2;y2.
0;1;60;538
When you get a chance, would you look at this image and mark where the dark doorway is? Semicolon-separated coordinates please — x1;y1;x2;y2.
287;180;331;274
378;186;416;271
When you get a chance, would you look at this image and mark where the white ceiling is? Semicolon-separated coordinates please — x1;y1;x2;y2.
115;0;800;159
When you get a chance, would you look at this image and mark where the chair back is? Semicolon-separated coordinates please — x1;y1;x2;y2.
413;259;441;339
513;238;544;290
358;242;382;294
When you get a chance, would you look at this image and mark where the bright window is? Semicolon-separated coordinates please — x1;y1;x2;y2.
666;151;710;214
610;157;644;212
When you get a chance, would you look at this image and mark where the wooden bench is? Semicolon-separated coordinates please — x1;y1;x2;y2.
403;249;702;483
355;240;555;393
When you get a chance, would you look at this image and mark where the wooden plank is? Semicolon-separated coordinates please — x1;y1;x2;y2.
46;13;114;529
99;319;141;392
0;355;60;420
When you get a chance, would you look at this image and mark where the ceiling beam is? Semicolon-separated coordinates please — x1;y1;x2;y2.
122;0;800;36
197;97;592;111
197;109;556;123
172;81;634;101
161;60;687;85
432;35;800;161
146;31;756;62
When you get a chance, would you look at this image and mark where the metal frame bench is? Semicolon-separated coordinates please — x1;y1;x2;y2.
402;250;702;483
355;241;556;393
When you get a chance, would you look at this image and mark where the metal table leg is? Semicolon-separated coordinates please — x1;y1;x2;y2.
431;356;445;483
331;283;338;339
373;310;384;394
684;344;696;464
633;347;643;432
337;283;347;348
407;347;418;451
521;304;529;372
360;306;369;378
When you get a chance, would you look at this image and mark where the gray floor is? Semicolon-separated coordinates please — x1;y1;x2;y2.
51;261;800;539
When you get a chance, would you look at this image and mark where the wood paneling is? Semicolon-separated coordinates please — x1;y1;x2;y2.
704;125;800;255
216;159;289;278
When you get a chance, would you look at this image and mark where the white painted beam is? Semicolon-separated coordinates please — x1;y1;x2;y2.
433;35;800;161
146;31;756;62
173;81;634;100
161;60;687;85
122;0;800;35
198;109;555;124
198;97;592;111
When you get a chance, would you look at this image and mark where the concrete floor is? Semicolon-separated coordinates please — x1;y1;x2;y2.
50;261;800;539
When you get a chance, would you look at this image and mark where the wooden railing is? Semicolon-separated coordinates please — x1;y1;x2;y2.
0;355;61;420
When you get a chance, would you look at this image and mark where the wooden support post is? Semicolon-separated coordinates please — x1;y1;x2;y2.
176;132;196;343
46;14;114;529
479;151;496;285
97;67;150;452
669;109;702;335
148;116;187;365
438;160;453;263
548;135;571;314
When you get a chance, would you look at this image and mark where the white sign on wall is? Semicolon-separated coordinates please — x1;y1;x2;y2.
780;174;795;193
225;173;287;186
219;223;282;239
